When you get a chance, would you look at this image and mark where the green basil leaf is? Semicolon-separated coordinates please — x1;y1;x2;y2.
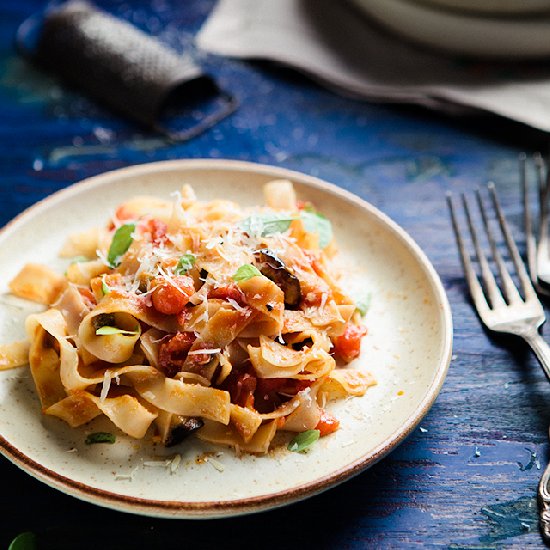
355;292;372;317
101;276;111;295
299;211;333;249
95;325;139;336
240;214;296;237
176;254;196;275
232;264;262;282
8;532;37;550
107;223;135;268
85;432;116;445
287;429;320;453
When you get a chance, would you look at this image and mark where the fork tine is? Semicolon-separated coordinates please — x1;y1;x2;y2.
446;193;489;315
521;153;538;286
476;188;522;304
461;193;506;309
488;182;537;301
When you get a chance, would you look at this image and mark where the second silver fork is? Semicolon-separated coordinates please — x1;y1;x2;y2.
522;153;550;296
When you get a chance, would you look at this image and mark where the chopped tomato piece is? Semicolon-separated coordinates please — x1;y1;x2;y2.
77;287;96;308
333;323;367;363
220;368;257;409
254;378;313;413
158;332;197;377
141;219;169;245
108;205;136;229
207;284;246;306
315;410;340;437
151;275;195;315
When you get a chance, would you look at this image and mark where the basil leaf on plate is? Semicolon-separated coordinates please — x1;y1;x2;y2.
233;264;262;282
287;429;320;453
175;254;196;275
107;223;135;268
85;432;116;445
8;532;37;550
299;211;333;249
355;292;372;317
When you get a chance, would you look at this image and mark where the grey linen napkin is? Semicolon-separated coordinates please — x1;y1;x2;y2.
197;0;550;131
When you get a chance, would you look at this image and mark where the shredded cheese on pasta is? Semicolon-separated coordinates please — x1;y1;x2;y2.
5;180;375;454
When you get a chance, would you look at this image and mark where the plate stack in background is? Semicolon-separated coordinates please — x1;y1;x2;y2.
350;0;550;58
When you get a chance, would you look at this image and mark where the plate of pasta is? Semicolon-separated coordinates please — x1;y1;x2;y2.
0;159;452;518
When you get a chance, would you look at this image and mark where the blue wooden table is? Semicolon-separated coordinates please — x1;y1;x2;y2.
2;1;550;548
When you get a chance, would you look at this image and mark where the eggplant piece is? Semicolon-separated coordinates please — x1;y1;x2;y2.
165;416;204;447
254;248;301;308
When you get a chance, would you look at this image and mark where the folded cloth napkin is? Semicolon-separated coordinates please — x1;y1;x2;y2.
197;0;550;132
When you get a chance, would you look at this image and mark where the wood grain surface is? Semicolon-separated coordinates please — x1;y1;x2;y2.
1;1;550;548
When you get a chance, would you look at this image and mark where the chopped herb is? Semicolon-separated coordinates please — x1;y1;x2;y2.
232;264;262;282
107;223;135;268
288;429;320;453
101;276;111;295
95;325;140;336
240;211;333;248
354;292;372;316
70;255;88;264
85;432;116;445
176;254;196;275
300;211;333;249
8;532;36;550
240;214;295;237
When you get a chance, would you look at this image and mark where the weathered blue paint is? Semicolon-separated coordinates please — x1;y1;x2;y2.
1;1;550;548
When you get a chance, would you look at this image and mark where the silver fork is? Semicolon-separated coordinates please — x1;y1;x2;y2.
447;183;550;542
522;152;550;296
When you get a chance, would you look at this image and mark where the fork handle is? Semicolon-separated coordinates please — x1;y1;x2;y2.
539;458;550;544
524;330;550;541
524;331;550;383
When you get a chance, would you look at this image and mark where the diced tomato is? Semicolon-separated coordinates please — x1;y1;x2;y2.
77;287;97;309
108;205;136;229
151;275;195;315
207;284;246;306
141;218;169;246
158;331;197;377
315;410;340;437
254;378;313;413
333;323;367;363
220;367;257;409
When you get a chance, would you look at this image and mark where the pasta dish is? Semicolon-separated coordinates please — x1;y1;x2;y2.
2;180;374;454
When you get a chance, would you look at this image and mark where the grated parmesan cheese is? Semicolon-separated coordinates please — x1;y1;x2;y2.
115;466;139;481
226;298;247;312
207;457;225;472
170;454;182;474
100;370;111;403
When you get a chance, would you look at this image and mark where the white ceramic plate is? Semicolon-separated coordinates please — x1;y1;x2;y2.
352;0;550;58
416;0;550;15
0;160;452;518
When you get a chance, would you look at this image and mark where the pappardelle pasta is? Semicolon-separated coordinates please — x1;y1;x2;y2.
4;180;375;454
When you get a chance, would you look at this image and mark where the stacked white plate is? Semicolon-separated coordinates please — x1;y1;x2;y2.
351;0;550;58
